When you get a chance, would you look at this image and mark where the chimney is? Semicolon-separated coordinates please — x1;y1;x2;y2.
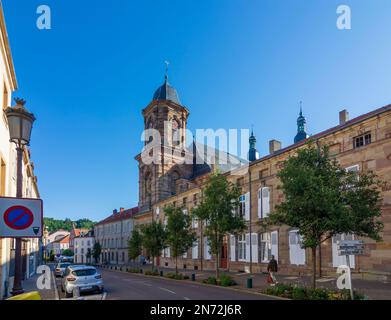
269;140;282;154
113;209;118;215
339;109;349;125
120;207;125;212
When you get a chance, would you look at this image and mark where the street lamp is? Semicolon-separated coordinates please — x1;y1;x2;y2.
5;97;36;295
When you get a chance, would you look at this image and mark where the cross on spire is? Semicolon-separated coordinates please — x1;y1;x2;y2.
164;60;170;81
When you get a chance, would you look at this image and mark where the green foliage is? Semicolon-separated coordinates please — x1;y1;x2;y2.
263;283;365;300
127;268;141;274
61;249;74;257
92;242;102;263
44;217;96;233
192;172;246;276
128;228;143;261
139;220;166;269
203;276;217;285
145;270;159;276
165;205;196;274
165;272;186;280
218;273;236;287
262;143;384;287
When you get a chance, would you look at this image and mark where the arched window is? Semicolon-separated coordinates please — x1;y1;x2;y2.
172;118;181;146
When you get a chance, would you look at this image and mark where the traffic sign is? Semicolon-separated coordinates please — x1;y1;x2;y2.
0;196;43;238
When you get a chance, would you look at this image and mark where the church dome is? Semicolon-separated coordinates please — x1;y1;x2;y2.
153;77;181;105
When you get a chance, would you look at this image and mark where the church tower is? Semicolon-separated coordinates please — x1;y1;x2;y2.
248;130;259;161
136;66;190;213
294;104;309;143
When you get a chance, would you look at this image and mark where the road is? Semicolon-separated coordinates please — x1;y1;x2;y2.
98;268;274;300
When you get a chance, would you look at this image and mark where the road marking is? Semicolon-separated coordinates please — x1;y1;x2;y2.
159;287;176;294
101;291;107;300
184;297;191;300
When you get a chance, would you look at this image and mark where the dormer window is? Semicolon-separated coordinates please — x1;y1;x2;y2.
353;132;371;149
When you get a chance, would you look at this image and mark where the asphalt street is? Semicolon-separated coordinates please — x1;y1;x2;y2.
97;268;275;300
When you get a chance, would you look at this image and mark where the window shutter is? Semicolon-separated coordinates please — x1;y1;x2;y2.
251;233;258;263
245;192;250;221
230;235;236;261
271;231;278;262
204;237;211;260
182;209;188;215
257;189;262;219
192;240;198;259
245;233;251;262
167;246;171;258
262;187;270;218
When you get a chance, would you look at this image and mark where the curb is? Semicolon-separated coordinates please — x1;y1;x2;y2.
99;266;288;300
51;271;59;300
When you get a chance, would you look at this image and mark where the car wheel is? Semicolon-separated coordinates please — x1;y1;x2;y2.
65;291;73;298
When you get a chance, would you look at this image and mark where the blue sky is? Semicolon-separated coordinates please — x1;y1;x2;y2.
3;0;391;221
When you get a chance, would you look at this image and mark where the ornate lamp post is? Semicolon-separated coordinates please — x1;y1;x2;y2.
5;97;36;295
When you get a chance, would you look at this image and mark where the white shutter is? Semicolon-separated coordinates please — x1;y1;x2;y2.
245;233;251;262
244;192;250;221
257;189;262;219
192;240;198;259
271;231;278;262
230;235;236;261
182;209;188;215
192;218;198;229
262;187;270;218
204;237;211;260
167;246;171;258
251;233;258;262
183;251;188;258
156;207;160;216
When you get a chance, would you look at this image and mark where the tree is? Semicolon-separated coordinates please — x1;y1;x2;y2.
128;227;143;265
92;242;102;263
263;143;383;289
192;171;246;278
62;249;74;257
139;221;166;271
86;248;92;264
165;206;196;275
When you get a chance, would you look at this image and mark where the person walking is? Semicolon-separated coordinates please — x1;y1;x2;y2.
267;255;278;286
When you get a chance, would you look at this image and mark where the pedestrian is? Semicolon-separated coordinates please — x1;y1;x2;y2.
267;255;278;286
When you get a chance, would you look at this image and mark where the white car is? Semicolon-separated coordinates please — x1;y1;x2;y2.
62;265;103;298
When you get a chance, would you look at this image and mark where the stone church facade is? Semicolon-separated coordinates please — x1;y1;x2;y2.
133;75;391;280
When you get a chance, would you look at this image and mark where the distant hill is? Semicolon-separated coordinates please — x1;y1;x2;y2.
44;217;96;233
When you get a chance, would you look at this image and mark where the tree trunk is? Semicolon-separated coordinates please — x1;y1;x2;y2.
175;256;178;275
318;244;322;278
152;256;155;271
311;247;317;289
216;251;219;279
200;223;203;271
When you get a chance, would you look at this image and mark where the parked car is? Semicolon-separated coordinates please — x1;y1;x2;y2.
54;262;71;277
60;256;74;263
61;265;103;298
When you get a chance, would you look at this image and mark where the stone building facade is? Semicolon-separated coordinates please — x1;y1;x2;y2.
94;207;138;264
133;75;391;280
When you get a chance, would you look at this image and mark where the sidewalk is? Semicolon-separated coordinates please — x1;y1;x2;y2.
100;263;391;300
20;269;57;300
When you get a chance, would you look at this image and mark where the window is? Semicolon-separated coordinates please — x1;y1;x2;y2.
258;187;270;219
260;233;272;262
238;234;246;261
353;132;371;149
238;195;246;218
193;193;198;206
182;197;187;206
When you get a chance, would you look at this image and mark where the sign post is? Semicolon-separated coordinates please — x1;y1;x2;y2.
337;240;364;300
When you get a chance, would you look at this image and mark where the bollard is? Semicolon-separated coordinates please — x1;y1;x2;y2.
191;273;196;281
246;278;253;289
140;269;143;274
160;270;163;277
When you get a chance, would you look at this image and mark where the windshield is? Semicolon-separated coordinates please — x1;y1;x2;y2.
72;269;96;277
59;263;70;268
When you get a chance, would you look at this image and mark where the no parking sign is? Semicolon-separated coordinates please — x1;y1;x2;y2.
0;196;43;238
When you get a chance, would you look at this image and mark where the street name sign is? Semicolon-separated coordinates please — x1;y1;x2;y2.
0;196;43;238
337;240;364;256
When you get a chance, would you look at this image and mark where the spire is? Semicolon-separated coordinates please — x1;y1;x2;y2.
248;128;259;162
164;60;169;82
294;101;309;143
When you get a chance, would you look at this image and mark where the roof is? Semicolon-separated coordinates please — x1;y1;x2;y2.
72;228;89;237
95;206;139;226
251;104;391;166
152;78;181;105
52;234;69;244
